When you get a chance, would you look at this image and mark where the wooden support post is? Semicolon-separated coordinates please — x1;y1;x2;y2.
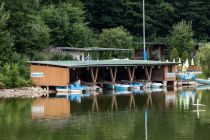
128;67;136;83
90;67;99;89
145;66;153;82
109;67;117;83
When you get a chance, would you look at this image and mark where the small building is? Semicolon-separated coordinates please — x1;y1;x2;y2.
50;47;134;61
29;60;178;87
134;42;169;60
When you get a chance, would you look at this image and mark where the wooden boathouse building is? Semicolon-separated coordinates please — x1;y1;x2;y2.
29;60;178;88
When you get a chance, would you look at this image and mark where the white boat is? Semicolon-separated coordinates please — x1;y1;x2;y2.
151;83;163;88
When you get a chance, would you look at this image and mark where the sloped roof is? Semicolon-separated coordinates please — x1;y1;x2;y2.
29;60;178;68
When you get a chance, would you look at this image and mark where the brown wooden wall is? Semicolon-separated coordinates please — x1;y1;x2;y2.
151;66;164;81
163;65;176;81
30;64;69;86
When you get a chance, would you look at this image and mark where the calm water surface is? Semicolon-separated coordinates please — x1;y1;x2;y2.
1;87;210;140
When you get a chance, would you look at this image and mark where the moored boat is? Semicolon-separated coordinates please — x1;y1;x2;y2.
130;82;144;89
151;82;163;88
104;82;132;90
180;73;196;81
56;83;89;94
196;79;210;85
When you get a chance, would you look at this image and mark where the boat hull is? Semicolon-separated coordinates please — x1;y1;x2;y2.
196;79;210;85
104;83;132;90
151;83;163;88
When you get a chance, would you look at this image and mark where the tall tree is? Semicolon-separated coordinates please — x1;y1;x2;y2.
97;26;133;49
0;0;50;56
41;3;93;47
0;4;14;63
166;20;195;55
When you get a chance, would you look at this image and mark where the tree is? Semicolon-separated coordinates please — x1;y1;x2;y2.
0;4;14;64
196;43;210;77
1;0;50;56
97;26;133;49
182;50;189;61
166;20;195;55
170;48;179;61
41;3;93;47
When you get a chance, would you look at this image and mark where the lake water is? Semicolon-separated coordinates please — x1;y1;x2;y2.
0;87;210;140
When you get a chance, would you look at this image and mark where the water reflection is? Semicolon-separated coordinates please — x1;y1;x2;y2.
178;88;196;110
32;98;70;120
192;99;206;119
0;88;210;140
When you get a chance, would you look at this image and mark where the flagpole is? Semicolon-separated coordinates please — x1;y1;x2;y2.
143;0;147;61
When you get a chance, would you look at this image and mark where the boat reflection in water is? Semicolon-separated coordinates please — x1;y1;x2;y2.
178;89;197;110
32;98;70;120
196;85;210;91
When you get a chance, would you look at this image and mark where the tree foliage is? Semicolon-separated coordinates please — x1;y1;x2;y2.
166;20;195;55
0;4;14;63
182;50;189;61
196;43;210;77
97;26;133;49
82;0;210;41
0;0;50;56
170;48;179;61
41;3;93;47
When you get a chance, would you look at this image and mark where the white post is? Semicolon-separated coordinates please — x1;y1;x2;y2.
47;86;49;98
66;85;69;99
143;0;147;61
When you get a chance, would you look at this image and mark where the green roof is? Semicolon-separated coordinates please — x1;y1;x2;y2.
29;60;177;68
57;47;133;51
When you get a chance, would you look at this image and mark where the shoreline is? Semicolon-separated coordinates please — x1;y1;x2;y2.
0;87;48;98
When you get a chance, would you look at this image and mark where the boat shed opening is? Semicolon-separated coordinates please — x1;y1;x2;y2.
29;60;178;87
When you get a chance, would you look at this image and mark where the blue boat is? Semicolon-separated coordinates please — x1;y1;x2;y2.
104;90;132;95
56;83;89;94
180;73;196;81
104;83;132;90
131;82;144;89
196;79;210;85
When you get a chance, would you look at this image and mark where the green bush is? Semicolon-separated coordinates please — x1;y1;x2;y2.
196;73;206;79
0;63;31;88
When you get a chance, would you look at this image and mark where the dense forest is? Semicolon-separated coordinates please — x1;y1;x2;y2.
0;0;210;87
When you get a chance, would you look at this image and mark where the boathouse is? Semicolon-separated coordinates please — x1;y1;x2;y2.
50;47;134;60
29;60;178;87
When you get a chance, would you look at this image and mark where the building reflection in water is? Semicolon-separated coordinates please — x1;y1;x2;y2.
165;90;177;109
31;88;204;120
32;98;70;120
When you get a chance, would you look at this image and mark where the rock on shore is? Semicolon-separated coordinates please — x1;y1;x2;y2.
0;87;48;98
